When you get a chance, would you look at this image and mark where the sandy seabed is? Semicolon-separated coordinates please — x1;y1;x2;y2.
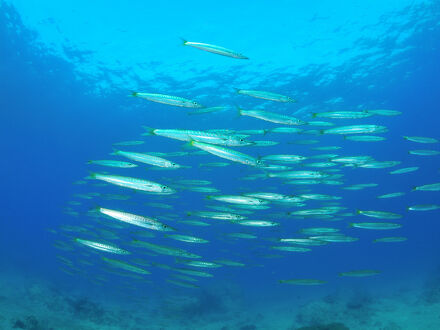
1;271;440;330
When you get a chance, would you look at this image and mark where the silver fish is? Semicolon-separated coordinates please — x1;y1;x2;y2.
182;39;248;59
132;92;203;108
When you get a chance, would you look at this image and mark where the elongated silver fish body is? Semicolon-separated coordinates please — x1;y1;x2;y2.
90;173;175;194
132;92;203;108
97;207;174;231
87;160;138;168
75;238;130;255
143;127;251;147
323;125;388;135
207;195;268;205
239;109;305;125
313;111;373;119
133;240;201;258
190;141;263;166
183;39;248;59
236;89;296;102
114;150;180;168
102;258;150;275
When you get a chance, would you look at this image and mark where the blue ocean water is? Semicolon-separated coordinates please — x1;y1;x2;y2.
1;0;440;329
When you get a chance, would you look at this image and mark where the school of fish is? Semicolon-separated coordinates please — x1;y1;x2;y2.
54;40;440;289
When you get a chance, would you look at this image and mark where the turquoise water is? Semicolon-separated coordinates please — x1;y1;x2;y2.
1;1;440;329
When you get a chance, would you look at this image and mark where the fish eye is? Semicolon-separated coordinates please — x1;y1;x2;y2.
162;186;167;190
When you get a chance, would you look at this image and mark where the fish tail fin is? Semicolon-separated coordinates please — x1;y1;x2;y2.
109;148;119;156
87;160;93;164
130;91;138;97
141;126;155;136
235;106;244;116
312;113;317;118
349;223;354;227
233;87;240;94
182;140;195;149
179;37;188;45
89;205;101;213
86;172;97;180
